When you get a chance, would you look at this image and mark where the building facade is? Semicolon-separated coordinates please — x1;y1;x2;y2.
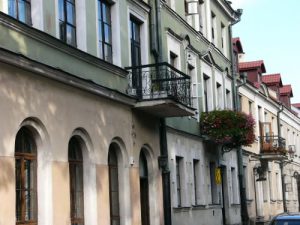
233;38;300;225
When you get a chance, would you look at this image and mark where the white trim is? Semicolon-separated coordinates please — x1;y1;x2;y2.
127;5;150;66
54;0;59;38
71;129;98;225
76;0;87;51
20;118;53;225
31;0;44;30
111;0;121;66
3;0;8;14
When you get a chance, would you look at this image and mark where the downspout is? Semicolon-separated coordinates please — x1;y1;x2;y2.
153;1;172;225
229;9;250;225
277;104;287;212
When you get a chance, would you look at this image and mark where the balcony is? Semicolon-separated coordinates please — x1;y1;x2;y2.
125;62;195;117
259;135;288;160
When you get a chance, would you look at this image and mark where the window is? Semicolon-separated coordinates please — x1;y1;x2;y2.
231;167;238;204
8;0;31;25
59;0;76;46
169;51;178;68
68;137;84;225
216;83;222;109
210;162;218;204
203;74;210;112
193;159;200;205
211;12;216;45
226;89;231;109
268;171;273;201
139;150;150;225
108;144;120;225
248;101;253;114
98;0;112;62
15;127;37;225
176;157;183;207
130;16;142;89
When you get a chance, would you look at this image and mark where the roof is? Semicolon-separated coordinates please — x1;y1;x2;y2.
239;60;266;73
292;103;300;108
232;37;244;53
262;74;282;86
280;85;293;97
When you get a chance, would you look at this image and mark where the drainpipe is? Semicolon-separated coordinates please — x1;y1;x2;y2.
229;9;249;225
154;1;172;225
277;104;287;212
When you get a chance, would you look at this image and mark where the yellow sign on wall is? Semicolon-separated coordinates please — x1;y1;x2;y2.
215;168;222;184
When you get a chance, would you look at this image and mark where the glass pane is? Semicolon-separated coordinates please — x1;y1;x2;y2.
15;159;22;189
104;44;112;63
98;23;103;41
98;1;102;21
8;0;17;18
16;189;22;221
59;0;64;21
102;3;111;24
99;41;103;59
67;2;75;25
59;21;66;41
66;25;76;46
25;190;37;220
110;191;120;215
25;1;31;24
104;24;111;43
18;0;26;23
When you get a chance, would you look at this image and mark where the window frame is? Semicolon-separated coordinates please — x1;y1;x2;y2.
58;0;77;46
15;127;37;225
97;0;113;63
108;147;120;225
8;0;32;25
175;156;183;207
68;137;85;225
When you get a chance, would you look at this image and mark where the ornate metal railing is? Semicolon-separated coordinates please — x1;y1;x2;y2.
125;62;192;107
260;135;286;153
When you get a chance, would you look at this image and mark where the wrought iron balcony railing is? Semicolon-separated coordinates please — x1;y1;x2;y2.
125;62;192;107
260;135;286;153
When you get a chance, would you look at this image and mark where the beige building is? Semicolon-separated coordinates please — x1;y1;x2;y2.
233;38;300;225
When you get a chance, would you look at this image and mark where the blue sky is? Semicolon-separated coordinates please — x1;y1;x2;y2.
231;0;300;103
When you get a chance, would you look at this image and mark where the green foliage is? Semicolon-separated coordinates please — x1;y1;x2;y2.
200;110;256;148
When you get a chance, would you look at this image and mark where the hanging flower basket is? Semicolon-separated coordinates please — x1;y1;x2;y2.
200;110;256;148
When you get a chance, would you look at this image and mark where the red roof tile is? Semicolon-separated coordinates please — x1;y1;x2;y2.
292;103;300;108
280;85;293;97
239;60;266;73
262;74;282;84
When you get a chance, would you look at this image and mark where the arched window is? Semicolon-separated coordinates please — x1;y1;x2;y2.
139;150;150;225
15;127;37;224
108;144;120;225
68;137;84;225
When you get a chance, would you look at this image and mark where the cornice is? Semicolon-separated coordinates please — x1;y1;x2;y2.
0;47;137;106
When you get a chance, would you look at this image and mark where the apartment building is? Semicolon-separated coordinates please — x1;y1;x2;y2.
233;37;300;225
162;1;242;225
0;0;243;225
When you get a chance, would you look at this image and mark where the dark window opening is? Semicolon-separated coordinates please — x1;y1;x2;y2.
108;144;120;225
15;127;37;225
139;150;150;225
68;136;84;225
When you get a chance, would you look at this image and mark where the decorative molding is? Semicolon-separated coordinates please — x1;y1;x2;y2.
0;47;137;106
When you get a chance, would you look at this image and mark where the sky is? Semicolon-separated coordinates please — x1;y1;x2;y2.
230;0;300;104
